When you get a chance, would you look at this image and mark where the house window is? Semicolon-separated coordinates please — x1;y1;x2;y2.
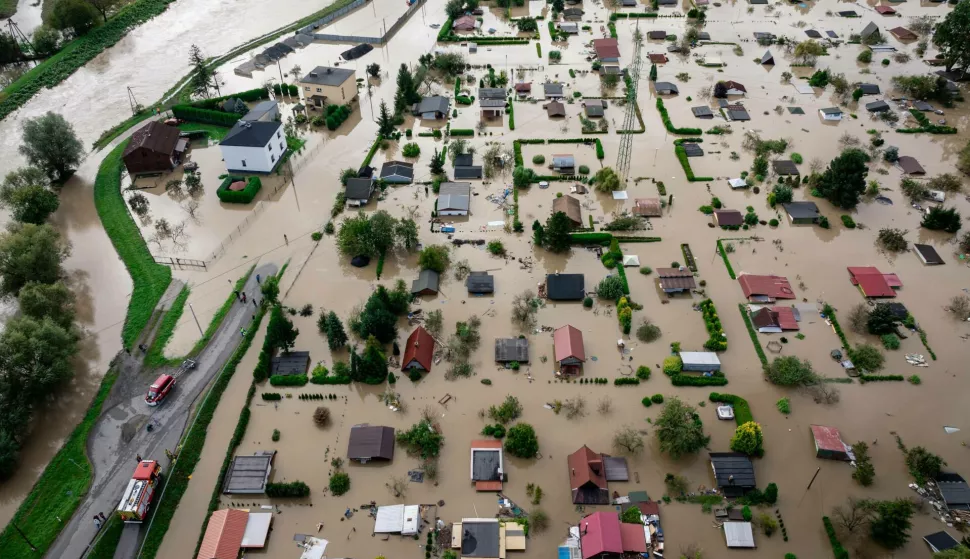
267;144;272;151
271;154;275;162
341;89;345;100
280;142;284;150
304;86;310;91
241;160;247;167
316;87;322;93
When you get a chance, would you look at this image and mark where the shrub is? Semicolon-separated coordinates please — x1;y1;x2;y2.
857;50;872;63
505;423;539;458
270;374;308;387
613;378;640;386
881;333;900;350
730;421;764;456
261;392;282;401
636;366;651;380
329;471;350;495
908;374;921;385
769;218;779;227
597;275;625;300
532;155;545;164
823;516;850;559
650;394;664;404
402;143;421;157
742;505;752;521
849;343;885;372
662;356;682;375
583;296;593;308
840;215;856;228
265;481;310;497
636;321;661;343
313;407;331;426
776;398;790;414
641;397;653;407
639;266;652;275
272;429;280;442
790;153;803;164
578;165;590;174
487;240;506;256
216;176;262;204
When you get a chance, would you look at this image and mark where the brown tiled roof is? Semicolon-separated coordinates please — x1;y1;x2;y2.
124;121;180;157
197;509;248;559
402;326;435;371
633;198;661;217
552;194;582;224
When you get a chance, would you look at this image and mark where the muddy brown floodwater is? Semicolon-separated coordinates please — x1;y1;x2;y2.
3;0;970;556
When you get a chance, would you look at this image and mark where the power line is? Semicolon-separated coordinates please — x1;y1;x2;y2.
616;20;643;182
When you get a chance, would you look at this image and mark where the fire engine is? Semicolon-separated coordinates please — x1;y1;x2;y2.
116;460;163;523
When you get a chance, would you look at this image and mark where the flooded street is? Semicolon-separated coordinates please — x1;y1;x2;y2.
1;0;969;555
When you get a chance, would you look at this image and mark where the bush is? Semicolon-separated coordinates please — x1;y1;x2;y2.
261;392;282;401
730;421;764;456
313;407;331;426
487;240;506;256
582;296;593;308
823;516;850;559
216;176;263;204
662;356;682;375
857;50;872;63
505;423;539;458
614;378;640;386
270;374;308;387
641;397;653;407
265;481;310;497
881;333;900;350
636;366;651;380
650;394;664;404
329;472;350;495
578;165;590;174
639;266;652;275
742;505;752;521
776;398;790;414
840;215;856;228
769;218;779;227
402;143;421;157
597;275;625;300
532;155;545;164
272;429;280;442
849;343;885;372
670;374;728;387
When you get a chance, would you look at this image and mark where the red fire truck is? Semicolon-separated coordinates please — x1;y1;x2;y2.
116;460;163;523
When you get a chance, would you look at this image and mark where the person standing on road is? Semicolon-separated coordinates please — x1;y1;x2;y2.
234;290;241;301
94;516;101;530
99;512;106;522
284;234;289;245
256;274;261;284
241;292;247;303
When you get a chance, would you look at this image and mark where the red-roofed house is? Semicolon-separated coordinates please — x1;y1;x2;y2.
568;445;609;505
454;15;477;31
619;523;648;554
847;267;901;298
738;274;795;302
811;425;851;461
579;512;646;559
723;80;747;95
592;38;620;62
514;83;532;97
402;326;435;372
197;509;249;559
750;306;799;332
875;5;895;14
554;325;585;375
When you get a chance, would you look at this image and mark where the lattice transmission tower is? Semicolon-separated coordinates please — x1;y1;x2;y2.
615;22;644;182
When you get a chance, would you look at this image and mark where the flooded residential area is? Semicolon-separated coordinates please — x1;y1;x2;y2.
1;0;970;557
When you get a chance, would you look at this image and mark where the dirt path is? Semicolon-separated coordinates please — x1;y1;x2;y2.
44;262;277;559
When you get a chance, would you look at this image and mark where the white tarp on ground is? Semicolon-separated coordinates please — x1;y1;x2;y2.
622;255;640;267
612;191;629;200
375;505;405;533
729;178;748;189
724;522;756;548
241;512;273;547
794;83;815;94
487;221;506;227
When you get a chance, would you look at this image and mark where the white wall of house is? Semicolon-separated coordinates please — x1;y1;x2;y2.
220;131;286;173
438;209;468;216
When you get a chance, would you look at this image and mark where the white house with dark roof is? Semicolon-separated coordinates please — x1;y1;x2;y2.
219;120;286;173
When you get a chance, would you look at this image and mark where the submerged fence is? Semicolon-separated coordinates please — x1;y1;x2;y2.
305;0;426;44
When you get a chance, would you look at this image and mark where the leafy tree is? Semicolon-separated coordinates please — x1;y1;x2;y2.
934;547;970;558
794;39;825;64
32;26;61;56
329;471;350;495
848;343;885;372
612;425;644;455
417;245;449;273
543;212;572;253
396;218;419;251
19;112;83;181
0;315;78;402
713;81;728;98
47;0;100;36
927;173;963;193
83;0;121;22
932;0;970;75
766;356;817;386
396;419;444;459
504;423;539;458
369;210;398;256
817;149;868;209
355;335;389;384
877;227;908;252
366;62;381;78
852;442;875;486
866;303;898;335
0;223;70;296
324;311;348;351
377;101;395;137
445;0;465;19
729;421;764;456
515;17;538;32
770;184;793;205
620;505;642;524
350;285;408;343
596;275;625;301
552;0;564;11
433;52;467;77
429;148;445;175
763;482;778;504
337;211;373;257
188;44;216;100
532;220;545;247
18;281;75;329
899;178;927;201
922;206;962;233
0;167;59;224
593;167;621;192
259;276;280;305
265;305;299;353
905;446;945;484
512;166;535;188
655;397;709;459
870;499;914;550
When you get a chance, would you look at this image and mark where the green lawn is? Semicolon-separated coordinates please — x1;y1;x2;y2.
178;122;231;142
88;515;124;559
0;371;119;558
144;285;189;367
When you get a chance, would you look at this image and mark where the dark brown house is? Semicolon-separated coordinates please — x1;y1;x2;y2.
123;121;184;177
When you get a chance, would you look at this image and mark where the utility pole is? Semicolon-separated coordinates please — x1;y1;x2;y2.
615;18;643;182
188;303;204;337
277;60;285;89
127;86;140;115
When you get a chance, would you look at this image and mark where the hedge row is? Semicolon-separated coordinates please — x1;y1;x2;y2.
532;174;589;182
172;105;242;126
656;98;703;135
265;481;311;497
675;142;713;182
709;392;753;425
716;240;736;278
897;109;958;134
270;374;308;386
671;374;728;386
822;516;850;559
569;232;662;245
450;128;475;136
614;377;640;386
508;96;515;130
610;12;659;19
738;304;768;367
859;374;905;383
699;298;727;351
217;176;262;204
822;303;849;349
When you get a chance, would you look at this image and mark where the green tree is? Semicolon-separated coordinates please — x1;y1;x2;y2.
596;275;625;300
620;505;642;524
552;0;564;11
47;0;100;36
355;335;389;384
0;429;19;480
187;44;216;100
418;244;450;273
366;62;381;78
394;63;420;114
512;166;535;188
396;419;444;459
324;311;348;351
870;499;914;550
532;220;545;247
260;275;280;304
430;147;444;175
84;0;121;22
932;0;970;75
445;0;465;19
0;223;70;296
19;112;83;181
543;211;572;253
0;169;59;224
771;184;793;205
852;441;875;486
504;423;539;458
369;210;398;256
32;26;61;56
396;218;419;251
766;356;817;386
655;397;709;459
593;167;621;192
866;303;897;334
848;343;884;372
18;281;75;329
377;101;395;137
934;547;970;558
794;39;825;64
922;206;962;234
729;421;764;456
515;17;538;33
905;446;945;484
337;211;373;257
817;149;869;209
329;471;350;495
265;305;299;353
0;315;78;401
351;288;400;343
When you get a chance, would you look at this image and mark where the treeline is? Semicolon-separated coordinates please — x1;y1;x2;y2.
0;111;86;478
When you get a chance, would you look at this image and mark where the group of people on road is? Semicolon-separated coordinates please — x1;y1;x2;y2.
236;273;264;337
92;511;107;530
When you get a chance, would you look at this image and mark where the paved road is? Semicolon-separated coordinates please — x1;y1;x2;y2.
46;263;277;559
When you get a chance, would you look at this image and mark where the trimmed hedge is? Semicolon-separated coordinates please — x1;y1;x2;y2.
671;374;728;387
859;374;905;383
449;128;475;136
709;392;753;425
656;98;703;135
265;481;311;497
217;176;262;204
613;377;640;386
699;299;727;351
738;304;768;367
823;516;850;559
270;373;308;386
610;12;658;19
674;140;714;182
261;392;282;401
716;240;736;279
172;105;242;126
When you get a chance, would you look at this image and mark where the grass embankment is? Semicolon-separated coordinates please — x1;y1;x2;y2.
144;286;189;367
138;265;286;559
94;142;173;349
0;0;179;122
88;515;125;559
0;371;119;558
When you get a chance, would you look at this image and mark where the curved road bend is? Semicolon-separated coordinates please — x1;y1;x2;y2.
46;262;278;559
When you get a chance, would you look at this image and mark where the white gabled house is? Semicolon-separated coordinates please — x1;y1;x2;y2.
219;120;286;173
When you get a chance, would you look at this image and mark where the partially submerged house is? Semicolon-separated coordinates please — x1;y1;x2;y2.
374;504;421;536
347;424;395;462
710;452;756;497
544;82;565;99
760;50;774;65
546;273;585;300
633;198;662;217
772;160;799;177
241;100;279;123
471;440;505;491
859;21;880;42
691;106;714;119
222;451;275;494
123;121;184;176
544;100;567;117
196;508;273;559
924;531;962;553
495;338;529;363
654;82;679;95
738;274;795;302
411;270;441;296
592;38;620;70
656;268;696;293
345;177;375;207
713;209;743;227
680;351;721;372
466;271;494;294
300;66;357;107
479;88;507;119
584;99;606;117
558;22;579;34
888;26;917;41
647;30;666;40
897;155;925;175
648;53;668;64
451;518;525;558
724;522;756;549
554;325;585;375
721;80;747;96
819;107;843;121
552;155;576;173
914;243;944;265
936;472;970;513
865;100;890;113
847;267;901;298
381;160;414;183
782;201;821;224
453;15;477;31
219;120;286;174
438;182;472;215
751;306;799;332
412;96;451;119
578;511;646;559
454;154;483;180
810;425;851;461
563;7;584;20
552;194;583;227
402;326;435;372
875;5;895;15
514;83;532;97
568;445;609;505
858;83;880;95
722;104;750;121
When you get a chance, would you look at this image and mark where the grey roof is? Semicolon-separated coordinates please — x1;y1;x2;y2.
411;269;440;294
223;451;275;494
838;10;858;17
466;271;494;293
787;106;805;115
805;29;822;38
553;155;575;168
480;98;506;108
698;32;711;40
924;531;960;552
415;96;450;115
749;0;767;4
345;178;374;200
461;521;501;558
546;273;585;300
563;7;583;15
347;425;395;460
692;106;714;118
241;100;279;122
585;104;604;117
826;30;838;38
760;50;774;64
301;66;355;86
858;83;880;95
454;166;483;179
472;449;502;481
682;143;704;157
544;82;564;96
860;21;879;38
648;30;666;39
783;201;821;220
495;338;529;362
772;160;799;175
438;182;471;211
914;243;944;265
913;100;934;111
454;154;474;167
820;107;842;114
865;100;890;112
559;22;579;33
380;161;414;181
220;120;283;148
621;0;637;5
710;452;756;491
657;0;676;5
479;88;506;100
938;473;970;510
271;351;310;376
897;155;925;174
602;456;629;481
725;106;750;121
655;82;679;94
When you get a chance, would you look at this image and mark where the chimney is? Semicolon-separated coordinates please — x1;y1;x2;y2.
326;68;333;74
